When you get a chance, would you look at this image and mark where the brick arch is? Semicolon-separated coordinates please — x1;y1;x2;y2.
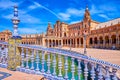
111;34;116;44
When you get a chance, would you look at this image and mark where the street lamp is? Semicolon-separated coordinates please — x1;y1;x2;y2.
83;30;88;55
70;39;72;51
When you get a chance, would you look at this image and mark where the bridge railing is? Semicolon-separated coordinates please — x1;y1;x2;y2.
0;43;119;80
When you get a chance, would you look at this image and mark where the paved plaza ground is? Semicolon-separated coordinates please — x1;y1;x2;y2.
62;47;120;65
0;68;44;80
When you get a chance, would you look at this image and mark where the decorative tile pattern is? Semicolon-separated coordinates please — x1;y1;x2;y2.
0;71;11;80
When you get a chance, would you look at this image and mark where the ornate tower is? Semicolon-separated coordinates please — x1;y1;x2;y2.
82;6;91;48
11;6;21;38
8;6;21;70
82;5;91;34
46;22;53;36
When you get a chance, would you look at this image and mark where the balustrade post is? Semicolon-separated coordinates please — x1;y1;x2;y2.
84;61;88;80
25;48;30;73
64;56;68;79
71;57;75;80
47;52;51;75
41;51;45;74
30;49;35;74
52;53;57;77
58;54;63;79
112;68;118;80
35;50;41;75
26;49;29;69
78;59;82;80
0;47;3;66
21;48;24;68
98;65;103;80
105;66;110;80
2;48;6;64
90;63;95;80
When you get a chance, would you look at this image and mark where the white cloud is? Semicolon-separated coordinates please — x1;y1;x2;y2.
19;28;38;34
67;8;84;16
28;1;60;19
28;5;37;10
58;8;84;21
99;14;110;20
2;12;40;24
0;0;23;9
0;0;17;9
20;14;40;23
69;20;81;24
58;13;70;21
90;5;102;14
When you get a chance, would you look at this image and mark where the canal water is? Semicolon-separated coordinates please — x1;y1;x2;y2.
26;53;85;80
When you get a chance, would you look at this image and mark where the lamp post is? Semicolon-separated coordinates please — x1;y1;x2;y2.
70;39;72;51
83;30;87;55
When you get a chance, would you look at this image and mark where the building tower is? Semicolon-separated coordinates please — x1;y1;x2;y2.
8;6;21;70
46;22;53;36
11;5;21;38
82;5;91;53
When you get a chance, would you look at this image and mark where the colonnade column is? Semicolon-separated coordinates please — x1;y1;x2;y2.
67;39;69;47
75;38;77;48
79;38;81;47
98;39;100;48
103;38;105;48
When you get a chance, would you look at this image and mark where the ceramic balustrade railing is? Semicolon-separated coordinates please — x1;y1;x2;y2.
0;43;119;80
0;46;8;68
17;44;120;80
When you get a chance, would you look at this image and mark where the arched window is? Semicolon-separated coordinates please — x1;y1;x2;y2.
64;33;66;37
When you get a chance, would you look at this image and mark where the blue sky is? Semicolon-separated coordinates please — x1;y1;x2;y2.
0;0;120;34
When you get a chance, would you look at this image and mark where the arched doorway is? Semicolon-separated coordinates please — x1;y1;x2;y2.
111;35;116;44
81;38;83;47
49;40;51;47
105;36;109;48
99;36;103;48
89;38;93;44
56;40;58;46
77;38;79;47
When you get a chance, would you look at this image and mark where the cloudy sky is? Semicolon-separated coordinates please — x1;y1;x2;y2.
0;0;120;34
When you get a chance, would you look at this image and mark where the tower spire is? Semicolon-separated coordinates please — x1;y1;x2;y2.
12;5;21;39
83;5;91;21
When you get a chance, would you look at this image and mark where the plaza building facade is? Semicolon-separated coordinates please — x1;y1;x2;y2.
0;7;120;49
0;30;12;42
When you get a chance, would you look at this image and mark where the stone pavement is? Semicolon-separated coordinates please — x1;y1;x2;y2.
62;47;120;65
0;68;45;80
